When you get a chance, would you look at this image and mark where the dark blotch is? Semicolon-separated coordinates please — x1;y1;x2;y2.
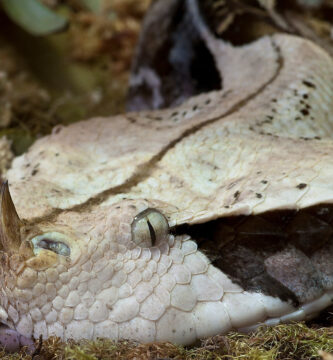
296;183;307;190
303;80;316;89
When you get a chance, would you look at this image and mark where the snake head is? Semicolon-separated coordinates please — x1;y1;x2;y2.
0;185;328;345
0;195;224;344
0;192;288;345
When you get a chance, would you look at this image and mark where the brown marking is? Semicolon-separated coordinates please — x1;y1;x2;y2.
0;182;22;254
25;250;57;271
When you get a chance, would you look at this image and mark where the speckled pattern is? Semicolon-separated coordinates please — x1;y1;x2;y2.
2;0;333;346
0;137;13;177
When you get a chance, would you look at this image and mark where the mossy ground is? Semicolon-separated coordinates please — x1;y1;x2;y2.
1;322;333;360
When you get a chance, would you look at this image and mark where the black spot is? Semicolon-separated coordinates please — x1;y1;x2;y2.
303;94;309;99
297;183;307;190
192;105;198;111
261;180;268;184
171;111;178;117
303;80;316;89
31;169;38;176
234;191;240;199
315;136;321;140
127;117;136;124
55;153;59;157
301;109;310;116
52;125;63;134
256;193;263;199
205;99;211;104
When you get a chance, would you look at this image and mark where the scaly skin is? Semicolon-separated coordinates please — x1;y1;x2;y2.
1;0;333;347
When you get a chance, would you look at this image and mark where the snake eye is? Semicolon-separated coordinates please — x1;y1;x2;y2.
132;208;169;247
31;232;70;256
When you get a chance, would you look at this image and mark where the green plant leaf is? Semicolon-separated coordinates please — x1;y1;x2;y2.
79;0;103;14
1;0;67;36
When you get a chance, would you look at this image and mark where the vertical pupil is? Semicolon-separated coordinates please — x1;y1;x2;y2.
147;220;156;245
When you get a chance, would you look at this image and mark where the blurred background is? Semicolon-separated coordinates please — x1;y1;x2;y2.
0;0;151;156
0;0;331;155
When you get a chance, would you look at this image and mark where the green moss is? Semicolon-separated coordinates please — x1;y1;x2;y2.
4;322;333;360
224;323;333;359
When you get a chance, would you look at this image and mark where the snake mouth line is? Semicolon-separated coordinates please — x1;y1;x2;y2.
239;290;333;333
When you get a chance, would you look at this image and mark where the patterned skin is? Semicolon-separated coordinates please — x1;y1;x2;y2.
1;0;333;350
